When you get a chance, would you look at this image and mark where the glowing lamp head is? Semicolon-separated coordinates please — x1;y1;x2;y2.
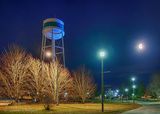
131;77;136;82
45;51;52;58
132;85;136;89
99;50;106;58
125;88;129;92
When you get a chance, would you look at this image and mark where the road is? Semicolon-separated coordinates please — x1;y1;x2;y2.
122;103;160;114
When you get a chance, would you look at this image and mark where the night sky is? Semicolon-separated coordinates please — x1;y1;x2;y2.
1;0;160;89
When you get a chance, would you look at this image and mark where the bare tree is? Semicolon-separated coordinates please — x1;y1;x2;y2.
44;61;72;105
0;72;6;98
73;66;96;103
148;73;160;98
27;57;48;102
0;45;31;102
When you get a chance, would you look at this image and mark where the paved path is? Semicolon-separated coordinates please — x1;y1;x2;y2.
122;104;160;114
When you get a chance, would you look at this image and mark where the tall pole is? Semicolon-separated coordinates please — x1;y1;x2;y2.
101;58;104;112
132;83;135;103
127;91;128;101
99;50;106;112
133;91;135;103
131;77;136;103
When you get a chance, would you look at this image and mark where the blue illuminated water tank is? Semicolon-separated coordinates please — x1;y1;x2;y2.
43;18;64;40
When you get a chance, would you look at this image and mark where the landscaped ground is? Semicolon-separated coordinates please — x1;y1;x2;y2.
0;103;141;114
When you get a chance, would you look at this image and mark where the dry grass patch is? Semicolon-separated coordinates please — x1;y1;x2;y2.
0;103;141;114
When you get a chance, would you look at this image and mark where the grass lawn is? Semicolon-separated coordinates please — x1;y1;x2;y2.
0;103;141;114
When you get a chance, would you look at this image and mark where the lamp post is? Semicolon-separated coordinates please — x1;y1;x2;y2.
132;85;136;103
125;88;129;101
131;77;136;103
45;50;60;105
99;50;106;112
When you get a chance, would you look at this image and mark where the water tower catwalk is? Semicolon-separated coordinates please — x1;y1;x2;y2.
41;18;65;66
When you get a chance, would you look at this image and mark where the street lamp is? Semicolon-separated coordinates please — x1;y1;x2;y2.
99;51;106;58
132;85;136;89
99;50;106;112
132;85;136;100
131;77;136;103
45;50;52;58
44;50;60;105
40;50;53;104
131;77;135;82
125;88;129;101
125;88;129;92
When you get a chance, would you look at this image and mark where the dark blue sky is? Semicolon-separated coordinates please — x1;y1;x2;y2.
1;0;160;89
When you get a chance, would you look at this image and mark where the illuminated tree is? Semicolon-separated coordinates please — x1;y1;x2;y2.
73;66;96;103
44;61;72;105
0;72;6;98
0;45;31;102
27;57;48;102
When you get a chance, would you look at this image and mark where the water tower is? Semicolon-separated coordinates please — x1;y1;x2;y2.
41;18;65;66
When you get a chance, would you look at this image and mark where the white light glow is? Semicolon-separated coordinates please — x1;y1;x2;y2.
116;89;119;93
136;42;145;52
132;85;136;89
125;88;129;92
45;51;52;58
99;50;106;58
131;77;136;82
